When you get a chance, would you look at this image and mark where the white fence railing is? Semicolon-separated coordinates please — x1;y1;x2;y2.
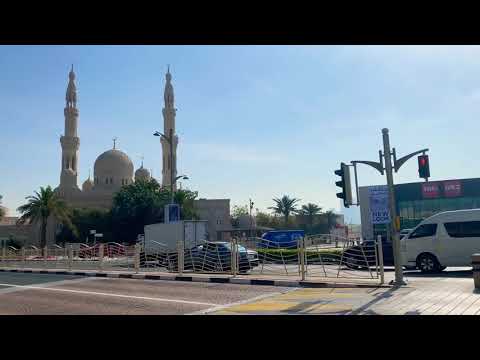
0;236;384;284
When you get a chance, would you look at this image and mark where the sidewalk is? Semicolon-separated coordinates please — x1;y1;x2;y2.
206;270;480;315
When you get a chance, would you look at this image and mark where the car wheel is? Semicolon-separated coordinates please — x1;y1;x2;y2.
214;262;224;272
417;253;441;273
167;260;178;273
238;263;250;274
344;255;361;270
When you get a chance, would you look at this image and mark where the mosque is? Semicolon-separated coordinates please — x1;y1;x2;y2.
39;66;232;244
55;66;162;209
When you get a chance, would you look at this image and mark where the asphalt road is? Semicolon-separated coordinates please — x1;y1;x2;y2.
0;272;291;315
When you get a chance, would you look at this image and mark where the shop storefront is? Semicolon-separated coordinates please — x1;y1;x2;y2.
359;178;480;240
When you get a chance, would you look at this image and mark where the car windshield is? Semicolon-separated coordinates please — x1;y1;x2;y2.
220;243;247;252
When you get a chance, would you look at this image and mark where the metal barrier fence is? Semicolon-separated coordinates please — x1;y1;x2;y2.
236;235;383;282
0;236;384;284
237;237;302;277
303;235;380;280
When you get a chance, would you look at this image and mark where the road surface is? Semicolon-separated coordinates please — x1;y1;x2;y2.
0;272;291;315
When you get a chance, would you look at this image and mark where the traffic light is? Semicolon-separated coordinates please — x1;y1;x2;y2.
418;155;430;179
334;162;353;208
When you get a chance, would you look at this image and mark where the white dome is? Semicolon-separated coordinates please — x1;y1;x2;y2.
135;166;151;181
93;148;134;190
82;178;94;191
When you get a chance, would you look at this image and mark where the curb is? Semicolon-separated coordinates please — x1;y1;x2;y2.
0;268;391;289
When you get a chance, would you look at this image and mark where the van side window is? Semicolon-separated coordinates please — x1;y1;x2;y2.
444;221;480;238
409;224;437;239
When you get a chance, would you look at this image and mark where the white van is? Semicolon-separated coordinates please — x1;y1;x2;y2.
401;209;480;273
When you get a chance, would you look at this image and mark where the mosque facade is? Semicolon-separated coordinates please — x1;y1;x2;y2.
55;66;153;210
40;66;232;244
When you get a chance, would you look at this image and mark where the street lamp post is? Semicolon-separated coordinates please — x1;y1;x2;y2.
153;130;189;204
154;129;174;204
249;199;254;238
381;129;403;285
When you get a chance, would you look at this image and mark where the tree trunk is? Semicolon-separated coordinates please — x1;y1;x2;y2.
40;218;47;256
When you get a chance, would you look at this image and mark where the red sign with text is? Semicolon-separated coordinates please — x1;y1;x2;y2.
444;180;462;197
422;182;440;198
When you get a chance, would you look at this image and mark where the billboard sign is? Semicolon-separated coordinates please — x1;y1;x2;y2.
443;180;462;198
369;186;390;224
422;182;440;199
421;181;462;198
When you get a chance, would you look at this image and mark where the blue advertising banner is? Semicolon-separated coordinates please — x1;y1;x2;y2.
369;185;390;224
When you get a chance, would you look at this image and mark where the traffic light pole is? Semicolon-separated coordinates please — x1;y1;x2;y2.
346;128;429;287
382;128;405;286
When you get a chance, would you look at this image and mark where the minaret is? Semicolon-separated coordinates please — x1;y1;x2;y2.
59;65;80;193
161;66;178;191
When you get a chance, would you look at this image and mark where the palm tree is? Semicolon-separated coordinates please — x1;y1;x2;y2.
324;209;337;232
298;203;323;229
17;186;76;252
0;195;5;222
268;195;301;226
173;189;199;220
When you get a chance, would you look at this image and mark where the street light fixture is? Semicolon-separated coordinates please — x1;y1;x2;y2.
154;131;190;205
154;129;175;204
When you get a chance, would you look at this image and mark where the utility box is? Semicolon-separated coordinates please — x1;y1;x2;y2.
143;220;208;253
164;204;180;223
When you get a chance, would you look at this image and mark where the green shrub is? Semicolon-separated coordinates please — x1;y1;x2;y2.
255;248;344;263
257;248;343;256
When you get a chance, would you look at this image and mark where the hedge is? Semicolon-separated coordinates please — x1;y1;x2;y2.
257;248;344;257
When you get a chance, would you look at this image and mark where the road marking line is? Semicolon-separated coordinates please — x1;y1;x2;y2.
188;288;299;315
0;277;94;295
0;282;218;306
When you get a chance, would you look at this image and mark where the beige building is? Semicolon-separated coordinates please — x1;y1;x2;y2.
194;199;232;241
0;216;37;246
34;66;231;245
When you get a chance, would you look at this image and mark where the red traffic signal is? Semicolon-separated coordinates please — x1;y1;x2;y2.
418;155;430;179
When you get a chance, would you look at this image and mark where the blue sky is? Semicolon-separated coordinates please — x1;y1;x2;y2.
2;45;480;222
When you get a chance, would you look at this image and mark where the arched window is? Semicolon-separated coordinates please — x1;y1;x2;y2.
110;177;113;184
